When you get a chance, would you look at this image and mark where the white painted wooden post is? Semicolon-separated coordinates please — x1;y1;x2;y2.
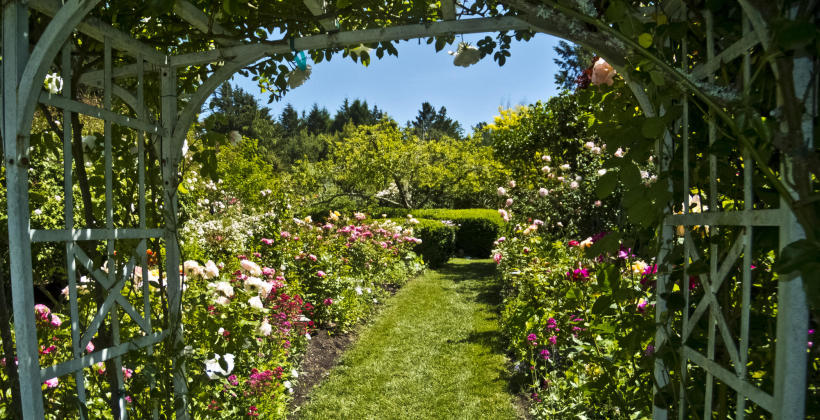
2;2;47;417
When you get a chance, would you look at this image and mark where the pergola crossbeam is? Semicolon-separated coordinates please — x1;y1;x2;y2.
29;0;166;64
171;16;534;68
442;0;457;20
173;0;239;45
303;0;339;31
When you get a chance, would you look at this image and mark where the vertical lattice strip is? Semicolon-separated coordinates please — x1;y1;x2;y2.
702;10;717;420
161;64;190;419
678;27;690;420
772;6;813;418
736;15;753;420
1;2;47;418
62;39;89;418
102;36;128;420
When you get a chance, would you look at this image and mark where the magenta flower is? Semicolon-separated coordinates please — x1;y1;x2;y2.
34;304;50;321
316;271;326;278
540;349;551;360
228;374;238;386
44;377;59;388
645;345;655;356
260;238;273;245
548;335;557;345
568;240;579;247
637;299;648;313
527;333;538;346
49;314;62;328
323;298;333;306
493;253;502;264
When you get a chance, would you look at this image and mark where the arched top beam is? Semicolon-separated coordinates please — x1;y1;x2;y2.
170;16;535;68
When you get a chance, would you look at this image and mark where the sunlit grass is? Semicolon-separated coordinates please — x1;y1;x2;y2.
297;258;521;419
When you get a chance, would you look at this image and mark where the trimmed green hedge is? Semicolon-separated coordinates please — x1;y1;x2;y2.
373;209;503;258
410;218;457;268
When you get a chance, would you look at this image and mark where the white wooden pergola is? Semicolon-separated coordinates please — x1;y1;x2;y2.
1;0;813;419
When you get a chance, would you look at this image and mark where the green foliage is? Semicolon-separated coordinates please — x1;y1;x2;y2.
495;231;657;418
408;218;457;268
300;122;506;211
395;209;504;258
410;101;463;141
552;41;594;91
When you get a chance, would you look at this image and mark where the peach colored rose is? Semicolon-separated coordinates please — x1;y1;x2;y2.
591;58;616;86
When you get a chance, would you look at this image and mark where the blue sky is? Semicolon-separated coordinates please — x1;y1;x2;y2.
232;33;564;131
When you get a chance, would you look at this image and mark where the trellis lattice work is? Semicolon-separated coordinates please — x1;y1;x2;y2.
0;0;814;419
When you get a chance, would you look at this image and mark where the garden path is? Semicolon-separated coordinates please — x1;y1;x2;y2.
295;258;523;419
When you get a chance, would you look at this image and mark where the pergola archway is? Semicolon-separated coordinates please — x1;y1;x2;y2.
1;1;813;419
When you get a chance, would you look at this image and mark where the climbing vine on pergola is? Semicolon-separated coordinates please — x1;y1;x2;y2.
1;0;816;419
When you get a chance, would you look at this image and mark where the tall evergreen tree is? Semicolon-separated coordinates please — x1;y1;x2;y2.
330;98;383;132
279;103;301;138
411;102;462;140
552;41;594;91
305;103;332;134
206;83;274;138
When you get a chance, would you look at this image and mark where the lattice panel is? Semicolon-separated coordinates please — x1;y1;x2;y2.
654;3;812;420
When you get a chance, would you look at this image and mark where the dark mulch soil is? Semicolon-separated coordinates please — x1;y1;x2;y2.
288;282;401;417
288;328;359;414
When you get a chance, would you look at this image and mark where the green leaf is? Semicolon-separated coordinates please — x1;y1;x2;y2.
638;33;653;48
649;70;665;87
775;239;820;275
597;263;621;292
595;171;619;199
641;117;665;138
592;295;613;315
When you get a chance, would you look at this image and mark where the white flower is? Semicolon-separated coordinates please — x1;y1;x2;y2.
203;260;219;279
508;180;516;188
283;380;294;393
33;209;42;216
258;320;272;336
560;164;571;170
240;259;263;277
305;333;312;340
183;260;202;278
497;186;507;196
248;296;264;310
542;155;551;162
591;146;602;155
213;281;234;297
82;135;96;152
597;169;607;176
216;296;230;306
541;165;551;173
218;327;225;336
291;369;299;378
570;181;579;189
449;42;481;67
538;188;548;197
584;141;595;149
365;287;372;294
229;130;242;145
614;148;625;158
204;353;234;379
244;277;272;298
44;73;63;94
355;286;363;295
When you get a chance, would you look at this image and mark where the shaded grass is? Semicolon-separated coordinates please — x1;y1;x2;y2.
296;258;521;419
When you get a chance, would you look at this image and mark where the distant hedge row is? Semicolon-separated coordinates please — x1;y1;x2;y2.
376;208;503;259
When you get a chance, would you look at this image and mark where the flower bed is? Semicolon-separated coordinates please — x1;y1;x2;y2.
494;227;657;418
1;212;424;418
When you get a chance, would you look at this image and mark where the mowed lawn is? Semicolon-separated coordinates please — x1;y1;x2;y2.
296;258;522;420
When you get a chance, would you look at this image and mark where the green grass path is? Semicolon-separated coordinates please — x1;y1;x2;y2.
297;258;522;420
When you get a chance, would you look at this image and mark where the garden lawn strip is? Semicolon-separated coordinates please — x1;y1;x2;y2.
296;258;522;419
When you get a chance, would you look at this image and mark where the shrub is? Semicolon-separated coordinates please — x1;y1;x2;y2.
369;209;502;258
411;209;502;258
410;218;456;268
